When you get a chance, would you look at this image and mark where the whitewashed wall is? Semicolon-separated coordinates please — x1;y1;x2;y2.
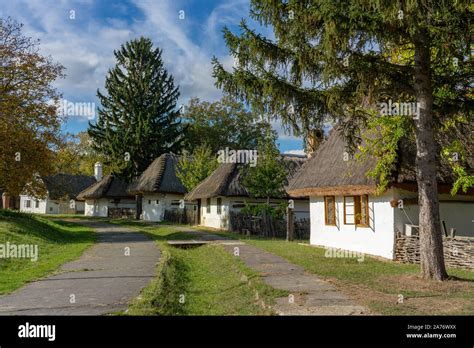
84;199;108;217
20;196;87;215
141;193;185;222
75;201;86;214
19;195;47;214
201;197;231;229
393;189;474;237
200;196;310;230
309;191;396;259
83;198;135;217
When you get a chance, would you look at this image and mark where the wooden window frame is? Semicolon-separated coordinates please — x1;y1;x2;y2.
344;195;369;227
206;198;211;214
356;194;370;227
324;196;336;226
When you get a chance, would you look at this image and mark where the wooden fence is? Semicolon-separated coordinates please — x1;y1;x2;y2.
395;235;473;270
108;208;136;219
229;211;310;240
163;207;197;224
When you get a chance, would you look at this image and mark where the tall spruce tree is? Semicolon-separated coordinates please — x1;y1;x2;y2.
212;1;472;280
89;37;183;182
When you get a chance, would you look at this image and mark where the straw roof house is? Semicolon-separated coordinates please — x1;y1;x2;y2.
186;154;310;230
186;154;307;201
77;174;135;217
128;153;186;195
19;174;96;214
287;126;474;260
128;153;189;222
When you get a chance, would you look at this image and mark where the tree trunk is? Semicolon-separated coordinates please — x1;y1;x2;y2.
413;31;448;281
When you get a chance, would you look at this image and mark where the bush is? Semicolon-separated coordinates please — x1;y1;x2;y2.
240;202;286;220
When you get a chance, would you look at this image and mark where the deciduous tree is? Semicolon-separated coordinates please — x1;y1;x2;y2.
0;17;64;197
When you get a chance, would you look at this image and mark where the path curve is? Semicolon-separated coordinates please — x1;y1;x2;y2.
0;220;160;315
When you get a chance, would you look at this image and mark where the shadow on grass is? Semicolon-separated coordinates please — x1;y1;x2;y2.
0;210;96;244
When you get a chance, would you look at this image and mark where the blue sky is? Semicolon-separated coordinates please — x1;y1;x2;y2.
1;0;305;154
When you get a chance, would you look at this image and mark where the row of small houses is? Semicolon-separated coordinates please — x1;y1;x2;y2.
14;127;474;265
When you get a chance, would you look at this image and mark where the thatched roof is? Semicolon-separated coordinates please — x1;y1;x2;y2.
288;125;474;197
128;153;186;195
77;174;132;200
42;174;96;200
185;154;307;201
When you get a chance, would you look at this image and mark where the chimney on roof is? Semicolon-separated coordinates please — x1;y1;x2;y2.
305;128;324;158
94;162;103;182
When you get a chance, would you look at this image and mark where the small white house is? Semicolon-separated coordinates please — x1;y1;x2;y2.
128;153;188;222
288;127;474;260
186;155;310;230
19;174;96;215
77;163;135;217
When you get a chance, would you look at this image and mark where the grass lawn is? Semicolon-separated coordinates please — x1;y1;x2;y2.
0;210;96;294
110;221;286;315
203;229;474;315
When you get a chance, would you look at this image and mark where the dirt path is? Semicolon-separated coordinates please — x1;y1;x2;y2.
0;220;160;315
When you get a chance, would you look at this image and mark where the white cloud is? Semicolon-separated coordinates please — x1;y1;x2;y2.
284;149;306;156
1;0;304;151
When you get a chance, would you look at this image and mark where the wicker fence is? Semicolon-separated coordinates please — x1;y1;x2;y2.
229;211;310;240
395;235;474;270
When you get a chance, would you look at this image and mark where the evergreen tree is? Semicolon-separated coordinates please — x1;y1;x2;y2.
212;1;472;280
89;37;183;182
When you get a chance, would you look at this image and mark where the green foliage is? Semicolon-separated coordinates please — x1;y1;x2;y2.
242;133;287;201
0;18;64;196
54;132;117;176
176;144;219;192
240;202;286;219
213;0;472;193
357;112;412;194
440;118;474;195
450;166;474;195
88;37;183;182
181;96;272;154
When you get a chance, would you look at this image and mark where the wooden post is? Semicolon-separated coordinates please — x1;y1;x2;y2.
135;195;142;220
450;228;456;238
286;206;294;241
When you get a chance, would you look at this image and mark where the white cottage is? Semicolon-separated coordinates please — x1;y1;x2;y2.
77;167;135;217
185;155;310;230
20;174;96;214
128;153;188;222
288;127;474;260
